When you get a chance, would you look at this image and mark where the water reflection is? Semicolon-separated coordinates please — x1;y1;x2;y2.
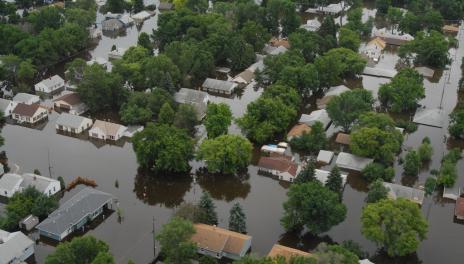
278;230;334;253
134;170;192;207
196;168;251;201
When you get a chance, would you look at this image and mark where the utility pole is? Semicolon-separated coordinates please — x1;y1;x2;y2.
152;216;157;262
47;148;53;178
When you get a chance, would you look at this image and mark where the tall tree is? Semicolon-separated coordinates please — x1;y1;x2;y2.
404;150;421;176
338;27;360;52
45;236;113;264
361;198;428;257
157;217;196;264
365;180;389;203
290;122;327;154
138;32;152;52
198;192;218;225
326;166;343;195
379;68;424;112
197;135;253;174
229;203;247;234
158;102;176;125
132;0;144;13
132;123;194;172
281;181;347;234
326;89;374;132
294;160;316;184
204;103;232;138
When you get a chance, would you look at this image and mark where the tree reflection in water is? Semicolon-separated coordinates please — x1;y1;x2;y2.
277;229;334;253
196;167;251;202
134;169;192;208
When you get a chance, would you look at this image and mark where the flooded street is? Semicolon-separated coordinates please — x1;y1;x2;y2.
3;2;464;264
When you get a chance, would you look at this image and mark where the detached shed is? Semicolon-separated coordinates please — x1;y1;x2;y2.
19;214;39;231
317;150;334;164
201;78;238;95
335;133;351;145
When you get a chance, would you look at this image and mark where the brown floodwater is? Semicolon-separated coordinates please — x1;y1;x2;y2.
3;2;464;264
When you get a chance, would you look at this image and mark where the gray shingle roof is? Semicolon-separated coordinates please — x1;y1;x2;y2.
335;152;373;171
20;173;59;193
174;88;209;119
36;188;114;236
0;230;34;264
12;93;39;104
202;78;238;93
383;182;425;205
55;113;91;129
0;98;12;113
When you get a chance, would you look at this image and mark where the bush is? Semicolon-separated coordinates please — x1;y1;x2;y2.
418;140;433;162
438;160;458;187
395;119;418;133
361;163;395;182
424;177;437;196
404;150;421;176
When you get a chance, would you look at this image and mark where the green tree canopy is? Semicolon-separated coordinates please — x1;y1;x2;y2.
326;166;343;196
365;180;389;203
229;202;247;234
290;122;327;155
198;192;218;225
378;68;425;112
326;89;374;131
132;123;194;172
361;198;428;257
399;30;450;68
351;126;402;164
197;135;252;174
281;181;347;234
45;236;113;264
157;217;196;264
338;27;361;52
158;102;176;125
204;103;233;138
404;150;421;176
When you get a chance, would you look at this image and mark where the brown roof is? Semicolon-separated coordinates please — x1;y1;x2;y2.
287;124;311;139
270;38;290;49
91;120;125;137
234;69;255;83
54;92;81;106
335;133;351;145
12;103;41;117
367;37;387;50
316;95;335;109
268;244;312;262
191;224;252;255
258;156;299;176
455;197;464;218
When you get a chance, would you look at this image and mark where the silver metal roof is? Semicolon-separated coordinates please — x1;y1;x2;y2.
55;113;91;129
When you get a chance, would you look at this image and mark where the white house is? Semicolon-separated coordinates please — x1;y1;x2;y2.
0;98;17;116
335;152;373;172
191;224;252;260
12;103;48;124
0;173;23;198
258;156;300;182
34;75;65;94
56;113;93;134
299;109;331;130
0;230;35;264
20;173;61;196
12;93;40;105
89;120;127;140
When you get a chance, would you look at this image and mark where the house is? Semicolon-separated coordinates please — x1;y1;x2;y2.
316;85;350;109
264;45;288;55
89;120;127;141
305;2;350;15
89;27;102;39
158;1;174;10
258;155;300;182
20;173;61;196
414;66;435;78
362;37;386;62
119;14;134;27
56;113;93;134
443;25;459;34
191;223;252;260
36;188;114;241
298;109;331;130
202;78;238;95
362;67;397;78
443;185;462;200
269;38;290;49
12;93;40;105
373;28;414;46
335;152;373;172
132;10;152;23
0;173;23;198
174;88;210;120
53;92;88;115
123;125;144;138
335;133;351;145
0;230;35;264
260;144;286;155
12;103;48;124
287;123;311;141
19;214;39;231
455;197;464;220
315;169;348;186
267;244;312;262
0;98;17;116
316;150;334;164
102;18;124;31
108;47;127;59
34;75;65;94
300;19;321;31
233;69;255;85
382;182;425;205
413;108;444;128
